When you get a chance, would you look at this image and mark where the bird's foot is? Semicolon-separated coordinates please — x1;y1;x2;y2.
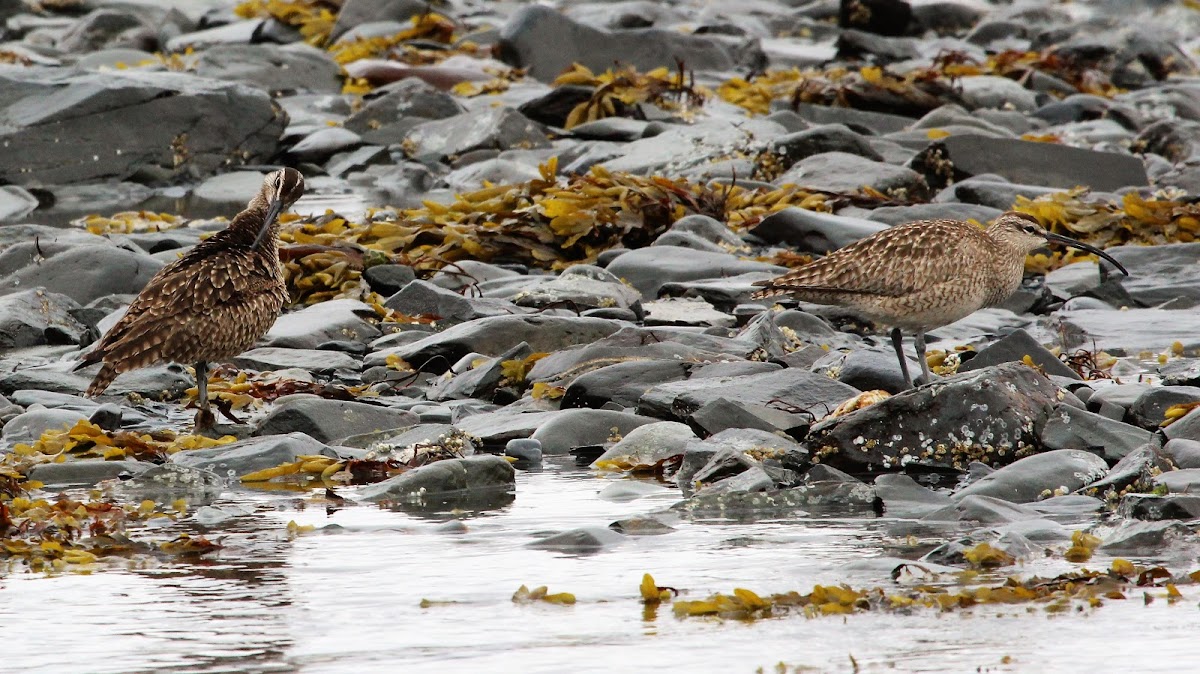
194;407;216;432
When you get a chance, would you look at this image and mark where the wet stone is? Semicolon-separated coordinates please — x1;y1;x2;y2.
1162;439;1200;470
952;449;1108;504
676;428;808;493
952;495;1045;525
638;368;858;423
874;474;953;518
958;328;1080;380
750;208;888;254
1152;468;1200;494
807;363;1062;472
362;264;417;297
27;459;150;486
0;68;284;185
1040;403;1152;462
775;152;929;199
357;455;516;508
253;399;419;444
0;246;164;306
527;526;624;553
404;107;550;162
263;299;382;350
530;408;659;455
591;421;697;468
0;289;87;349
687;397;810;438
1130;387;1200;430
0;407;88;444
812;346;922;395
1098;520;1193;555
172;432;336;477
231;348;360;375
560;360;691;410
911;134;1149;192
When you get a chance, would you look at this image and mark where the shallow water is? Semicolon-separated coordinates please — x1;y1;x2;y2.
3;458;1197;674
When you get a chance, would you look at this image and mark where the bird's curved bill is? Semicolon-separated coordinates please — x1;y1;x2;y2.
1043;231;1129;276
252;196;285;251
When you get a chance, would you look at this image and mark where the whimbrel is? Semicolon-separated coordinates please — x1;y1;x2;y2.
751;211;1129;388
77;168;305;428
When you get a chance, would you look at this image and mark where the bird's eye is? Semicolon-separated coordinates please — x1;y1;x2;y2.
1023;225;1038;233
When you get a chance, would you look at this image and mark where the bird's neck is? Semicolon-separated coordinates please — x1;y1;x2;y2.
985;236;1029;306
229;201;280;254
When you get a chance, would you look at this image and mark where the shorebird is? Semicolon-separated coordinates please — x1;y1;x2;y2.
751;211;1129;388
77;168;305;428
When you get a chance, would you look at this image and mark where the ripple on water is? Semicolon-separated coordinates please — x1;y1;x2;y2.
3;459;1200;673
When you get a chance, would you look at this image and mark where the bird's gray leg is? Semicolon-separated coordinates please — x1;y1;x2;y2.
890;327;914;389
194;361;215;430
914;331;933;386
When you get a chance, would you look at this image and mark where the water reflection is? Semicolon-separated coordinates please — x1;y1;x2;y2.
5;458;1200;673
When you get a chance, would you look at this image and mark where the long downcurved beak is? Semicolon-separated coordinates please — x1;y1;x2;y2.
1043;231;1129;276
252;195;284;251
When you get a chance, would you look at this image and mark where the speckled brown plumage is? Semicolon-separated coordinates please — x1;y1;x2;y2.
78;168;305;424
752;211;1129;388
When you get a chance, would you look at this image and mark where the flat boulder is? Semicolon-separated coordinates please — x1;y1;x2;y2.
806;363;1062;472
0;68;285;185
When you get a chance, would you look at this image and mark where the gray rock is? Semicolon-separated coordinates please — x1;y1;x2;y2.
606;246;783;298
27;459;150;486
677;428;808;493
936;178;1072;210
384;279;515;324
1098;520;1193;555
0;246;163;305
344;78;464;143
776;151;929;198
0;68;284;185
528;526;624;553
595;119;785;176
504;438;542;465
530;408;659;455
1;407;88;444
767;124;884;168
0;289;87;348
911;134;1148;192
356;455;515;503
561;359;690;409
687;397;811;437
865;203;1004;226
253;398;419;444
362;264;417;297
1044;404;1152;462
441;158;542;192
429;342;531;402
263;299;382;349
287;127;362;163
638;368;858;423
954;495;1045;524
511;265;642;314
591;421;697;468
367;315;626;373
194;43;342;94
749;208;888;254
1055;308;1200;355
874;474;953;517
1131;387;1200;430
0;186;38;223
405;107;549;161
806;363;1061;471
812;346;921;394
1165;407;1200;443
789;101;911;134
1120;494;1200;521
952;449;1108;504
330;0;427;40
957;76;1038;112
642;298;733;328
1162;439;1200;469
171;432;336;477
186;171;270;218
498;4;742;82
1153;468;1200;494
231;347;359;374
959;328;1081;380
1102;242;1200;307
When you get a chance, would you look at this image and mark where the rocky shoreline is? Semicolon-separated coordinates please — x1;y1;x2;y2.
2;0;1200;619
